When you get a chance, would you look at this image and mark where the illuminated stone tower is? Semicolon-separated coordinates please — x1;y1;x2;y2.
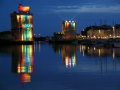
62;20;76;33
62;20;76;39
11;4;33;42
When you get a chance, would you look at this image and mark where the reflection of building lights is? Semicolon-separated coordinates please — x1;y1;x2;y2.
81;45;85;56
20;73;31;83
65;55;76;68
113;26;115;38
17;45;34;83
98;49;101;56
62;45;76;68
113;49;115;59
83;51;85;56
80;45;82;52
65;57;71;67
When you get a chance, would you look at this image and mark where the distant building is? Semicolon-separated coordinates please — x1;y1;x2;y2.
11;4;33;41
62;20;76;33
62;20;76;39
81;25;115;39
53;20;77;40
53;32;63;40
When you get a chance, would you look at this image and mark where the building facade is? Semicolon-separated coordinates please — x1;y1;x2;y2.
80;25;117;39
87;29;113;39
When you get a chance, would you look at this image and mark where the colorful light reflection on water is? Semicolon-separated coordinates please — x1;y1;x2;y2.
12;45;34;83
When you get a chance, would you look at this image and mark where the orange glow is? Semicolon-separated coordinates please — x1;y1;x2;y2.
65;22;67;29
20;73;31;83
67;22;70;29
18;4;30;12
17;63;21;73
29;31;33;41
17;15;20;22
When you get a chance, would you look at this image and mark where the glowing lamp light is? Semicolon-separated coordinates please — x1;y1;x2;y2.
24;24;31;28
30;24;34;28
67;22;70;28
63;20;76;30
18;4;30;12
22;24;33;28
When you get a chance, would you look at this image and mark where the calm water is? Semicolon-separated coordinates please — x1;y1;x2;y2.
1;43;120;90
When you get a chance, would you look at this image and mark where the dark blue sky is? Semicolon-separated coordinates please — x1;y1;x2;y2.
0;0;120;36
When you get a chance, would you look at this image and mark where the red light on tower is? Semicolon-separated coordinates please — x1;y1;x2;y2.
18;4;30;12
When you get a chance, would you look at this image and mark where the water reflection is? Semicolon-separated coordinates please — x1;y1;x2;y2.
79;45;120;58
53;44;76;68
12;45;34;83
78;45;120;72
53;44;120;72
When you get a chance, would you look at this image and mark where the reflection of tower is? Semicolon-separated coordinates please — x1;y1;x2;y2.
61;45;76;68
11;4;33;41
12;45;34;83
62;21;76;39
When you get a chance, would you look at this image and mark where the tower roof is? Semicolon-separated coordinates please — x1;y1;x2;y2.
18;4;30;13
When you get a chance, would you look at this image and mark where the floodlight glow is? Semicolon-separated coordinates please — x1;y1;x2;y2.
17;14;33;41
18;4;30;12
63;20;76;31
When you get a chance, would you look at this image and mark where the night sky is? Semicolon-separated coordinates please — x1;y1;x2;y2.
0;0;120;36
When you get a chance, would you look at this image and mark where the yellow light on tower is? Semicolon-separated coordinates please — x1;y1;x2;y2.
17;15;20;22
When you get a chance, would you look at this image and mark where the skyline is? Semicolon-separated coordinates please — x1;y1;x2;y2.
0;0;120;36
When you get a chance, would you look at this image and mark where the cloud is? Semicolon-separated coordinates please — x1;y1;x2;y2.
51;5;120;13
